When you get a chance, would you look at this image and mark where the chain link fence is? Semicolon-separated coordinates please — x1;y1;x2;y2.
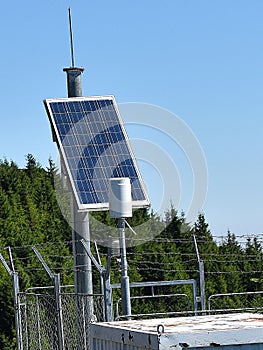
2;235;263;349
19;288;104;350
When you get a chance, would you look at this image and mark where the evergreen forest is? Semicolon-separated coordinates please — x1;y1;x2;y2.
0;155;263;349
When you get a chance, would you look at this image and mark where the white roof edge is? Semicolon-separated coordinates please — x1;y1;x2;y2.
94;313;263;347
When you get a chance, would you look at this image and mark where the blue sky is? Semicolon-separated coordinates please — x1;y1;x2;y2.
0;1;262;236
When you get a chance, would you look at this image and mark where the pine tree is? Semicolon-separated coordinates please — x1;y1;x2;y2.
193;214;226;297
243;237;263;293
215;231;245;309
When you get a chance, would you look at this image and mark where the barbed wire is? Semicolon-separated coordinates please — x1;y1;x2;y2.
1;234;263;280
1;231;263;251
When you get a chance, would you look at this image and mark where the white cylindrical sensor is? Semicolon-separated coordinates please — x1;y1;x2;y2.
109;178;132;218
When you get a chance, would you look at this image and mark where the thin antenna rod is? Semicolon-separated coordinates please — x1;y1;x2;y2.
68;7;75;67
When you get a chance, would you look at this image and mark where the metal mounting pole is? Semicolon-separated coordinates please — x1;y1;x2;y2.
63;16;93;344
109;178;132;320
71;199;93;298
199;260;206;311
81;239;113;322
104;241;113;322
118;218;131;319
63;20;92;299
192;234;206;312
68;7;75;68
63;23;93;321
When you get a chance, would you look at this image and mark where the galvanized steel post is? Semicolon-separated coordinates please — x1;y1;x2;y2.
54;273;65;350
0;253;23;350
32;246;65;350
63;64;94;327
63;67;84;98
118;218;132;319
192;234;206;312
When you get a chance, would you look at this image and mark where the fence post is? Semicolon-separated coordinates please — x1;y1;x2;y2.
32;246;65;350
192;234;206;312
104;243;113;322
36;295;42;349
54;273;65;350
13;272;23;350
199;260;206;311
0;252;23;350
118;218;131;319
102;270;113;322
81;240;113;322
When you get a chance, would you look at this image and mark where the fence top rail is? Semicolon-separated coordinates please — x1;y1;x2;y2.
111;279;196;289
208;290;263;300
116;293;191;305
129;293;190;300
115;309;200;321
22;285;103;298
207;307;263;313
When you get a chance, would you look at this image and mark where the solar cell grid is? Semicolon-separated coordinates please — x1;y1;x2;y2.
44;96;149;211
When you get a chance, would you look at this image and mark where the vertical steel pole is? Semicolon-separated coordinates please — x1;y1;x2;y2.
102;272;113;322
192;234;206;312
0;253;23;350
32;247;66;350
70;199;92;350
68;7;75;68
54;274;65;350
192;279;198;314
103;244;113;322
71;199;93;298
13;272;23;350
103;243;113;322
64;64;94;340
80;239;113;322
36;296;42;350
71;199;94;315
199;261;206;311
63;63;93;298
118;218;131;319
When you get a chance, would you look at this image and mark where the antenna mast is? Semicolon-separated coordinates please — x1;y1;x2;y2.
68;7;75;67
63;8;84;98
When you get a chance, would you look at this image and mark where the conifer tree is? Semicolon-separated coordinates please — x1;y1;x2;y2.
243;237;263;293
193;214;226;297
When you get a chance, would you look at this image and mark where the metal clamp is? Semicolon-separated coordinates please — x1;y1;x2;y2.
157;324;164;344
157;324;165;335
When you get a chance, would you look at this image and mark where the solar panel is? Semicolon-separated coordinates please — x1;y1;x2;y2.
44;95;150;211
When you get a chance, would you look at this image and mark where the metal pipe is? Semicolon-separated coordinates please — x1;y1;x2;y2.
54;274;65;350
63;50;94;334
13;272;23;350
118;218;131;319
81;239;113;322
111;279;197;289
63;67;84;98
71;201;93;350
72;207;93;297
103;242;113;322
0;253;23;350
68;7;75;68
199;260;206;311
36;295;42;350
192;234;206;312
32;246;53;279
63;54;93;301
32;247;65;350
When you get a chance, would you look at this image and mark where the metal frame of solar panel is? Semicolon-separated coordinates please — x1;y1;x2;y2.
44;95;150;211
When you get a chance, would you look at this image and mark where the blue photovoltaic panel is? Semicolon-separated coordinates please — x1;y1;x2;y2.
44;96;149;211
